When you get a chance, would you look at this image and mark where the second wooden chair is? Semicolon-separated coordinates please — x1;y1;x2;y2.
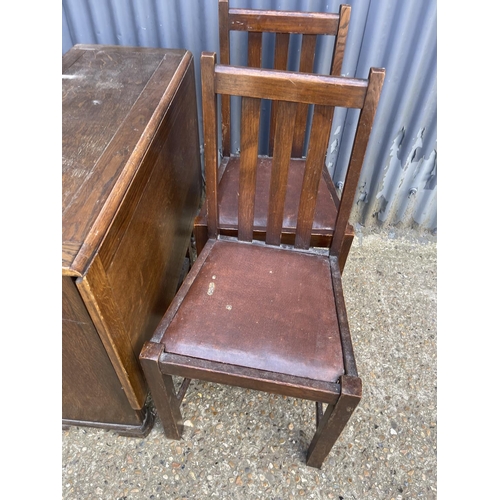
193;1;355;271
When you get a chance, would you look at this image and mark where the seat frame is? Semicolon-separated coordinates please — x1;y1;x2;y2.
141;53;384;468
141;245;361;468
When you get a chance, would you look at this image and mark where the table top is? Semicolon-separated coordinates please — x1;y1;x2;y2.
62;44;191;276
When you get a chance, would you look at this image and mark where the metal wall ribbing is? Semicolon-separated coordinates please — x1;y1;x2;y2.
63;0;437;232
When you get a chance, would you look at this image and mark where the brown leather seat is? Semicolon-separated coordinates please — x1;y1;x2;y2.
162;239;344;382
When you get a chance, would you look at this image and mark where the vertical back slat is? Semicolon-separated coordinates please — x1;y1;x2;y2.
221;4;350;158
266;100;298;246
330;68;385;256
269;32;290;156
295;105;335;249
292;34;317;157
219;0;231;156
248;32;262;68
330;4;351;76
238;96;261;241
201;53;220;239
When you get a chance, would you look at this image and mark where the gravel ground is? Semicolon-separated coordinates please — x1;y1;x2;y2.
62;229;437;499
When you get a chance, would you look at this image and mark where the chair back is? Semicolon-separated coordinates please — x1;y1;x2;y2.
201;52;384;255
219;0;351;157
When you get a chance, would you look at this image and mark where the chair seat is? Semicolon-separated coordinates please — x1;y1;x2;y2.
160;239;345;383
218;156;337;232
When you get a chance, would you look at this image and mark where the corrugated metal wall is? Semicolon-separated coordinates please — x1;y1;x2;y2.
62;0;436;232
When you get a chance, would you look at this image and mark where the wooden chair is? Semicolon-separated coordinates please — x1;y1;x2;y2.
140;52;384;468
193;1;355;272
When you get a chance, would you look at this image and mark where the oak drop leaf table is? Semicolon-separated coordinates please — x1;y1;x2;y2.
62;44;202;436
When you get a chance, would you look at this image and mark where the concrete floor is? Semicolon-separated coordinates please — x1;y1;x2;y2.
62;229;437;499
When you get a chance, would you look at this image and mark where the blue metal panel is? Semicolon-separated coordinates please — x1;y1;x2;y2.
62;0;437;232
62;3;74;54
345;0;437;232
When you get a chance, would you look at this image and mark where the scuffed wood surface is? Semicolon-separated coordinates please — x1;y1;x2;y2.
62;44;187;273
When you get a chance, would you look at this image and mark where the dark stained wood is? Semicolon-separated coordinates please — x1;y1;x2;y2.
62;47;166;215
272;32;290;67
295;105;335;249
215;65;368;108
316;402;325;428
206;2;354;271
219;0;231;156
201;53;220;240
330;256;358;376
176;378;192;402
320;166;354;274
159;352;342;405
220;3;350;158
330;68;385;257
77;255;146;409
292;34;316;158
221;158;335;235
248;31;262;67
306;376;362;468
266;101;297;245
194;157;355;251
62;276;151;430
195;217;335;251
268;32;290;155
140;343;183;440
161;240;344;381
62;45;202;433
149;239;216;343
102;60;202;356
273;31;291;67
238;97;261;241
338;230;354;273
228;8;340;34
219;1;230;65
331;4;351;76
142;55;385;467
62;45;190;274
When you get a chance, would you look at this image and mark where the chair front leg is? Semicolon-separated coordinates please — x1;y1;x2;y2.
338;232;354;274
306;375;362;468
140;342;184;440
